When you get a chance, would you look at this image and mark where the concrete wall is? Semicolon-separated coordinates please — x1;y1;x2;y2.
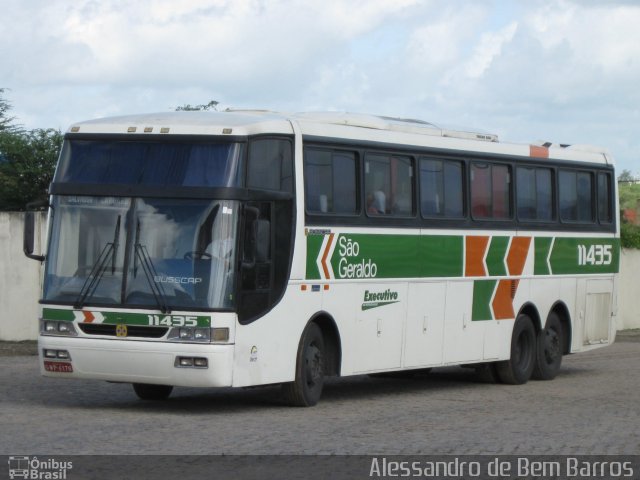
0;212;46;340
618;248;640;330
0;211;639;340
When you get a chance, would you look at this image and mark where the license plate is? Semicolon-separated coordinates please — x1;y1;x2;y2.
44;361;73;373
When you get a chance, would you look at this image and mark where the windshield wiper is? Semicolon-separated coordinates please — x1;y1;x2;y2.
134;220;171;314
74;215;121;309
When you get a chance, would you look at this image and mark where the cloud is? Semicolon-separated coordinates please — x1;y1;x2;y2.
1;0;639;172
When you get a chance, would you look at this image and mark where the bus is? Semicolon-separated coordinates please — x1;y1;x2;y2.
24;110;619;406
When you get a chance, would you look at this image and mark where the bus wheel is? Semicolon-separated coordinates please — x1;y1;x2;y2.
132;383;173;400
282;323;325;407
496;314;536;385
532;312;563;380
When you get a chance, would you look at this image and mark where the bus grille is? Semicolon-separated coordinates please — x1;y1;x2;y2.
78;323;168;338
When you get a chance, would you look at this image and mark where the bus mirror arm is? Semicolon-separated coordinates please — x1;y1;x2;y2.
23;199;49;262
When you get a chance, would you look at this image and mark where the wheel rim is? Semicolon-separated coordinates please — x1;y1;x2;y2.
543;328;561;365
304;342;323;388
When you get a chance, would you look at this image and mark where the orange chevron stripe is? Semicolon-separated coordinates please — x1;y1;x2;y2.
321;234;335;279
83;311;95;323
492;279;518;320
465;236;489;277
507;237;531;276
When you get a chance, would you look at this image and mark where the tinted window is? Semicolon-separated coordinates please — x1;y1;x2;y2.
304;149;357;214
516;167;553;221
598;172;612;223
247;138;293;192
419;158;464;217
559;170;593;222
365;153;414;216
56;140;244;187
471;162;511;219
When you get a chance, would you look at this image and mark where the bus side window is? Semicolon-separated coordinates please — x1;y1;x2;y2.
364;153;414;217
420;158;464;218
559;170;594;223
516;166;553;221
471;162;511;220
471;163;491;218
247;138;293;192
304;149;357;215
598;172;612;224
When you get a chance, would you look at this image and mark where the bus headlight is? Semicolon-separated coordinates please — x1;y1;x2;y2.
168;327;211;343
57;322;73;333
40;320;78;336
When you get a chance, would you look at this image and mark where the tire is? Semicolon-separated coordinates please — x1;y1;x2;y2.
282;323;325;407
132;383;173;400
496;314;536;385
532;312;563;380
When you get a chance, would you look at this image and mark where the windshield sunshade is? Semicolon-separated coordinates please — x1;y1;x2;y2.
55;140;244;187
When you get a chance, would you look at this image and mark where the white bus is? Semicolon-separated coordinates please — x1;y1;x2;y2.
24;111;619;406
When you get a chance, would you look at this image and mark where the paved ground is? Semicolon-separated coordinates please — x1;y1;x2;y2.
1;334;638;456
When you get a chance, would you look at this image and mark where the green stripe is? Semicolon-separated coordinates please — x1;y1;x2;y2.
305;232;619;280
305;234;324;280
330;234;420;279
534;237;553;275
42;308;75;321
361;301;400;311
485;236;509;276
421;235;464;277
42;309;211;327
99;312;210;327
549;238;620;275
472;280;496;321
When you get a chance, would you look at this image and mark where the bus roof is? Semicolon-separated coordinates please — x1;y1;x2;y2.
67;110;613;166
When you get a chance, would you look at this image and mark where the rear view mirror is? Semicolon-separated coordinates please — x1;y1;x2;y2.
23;201;47;262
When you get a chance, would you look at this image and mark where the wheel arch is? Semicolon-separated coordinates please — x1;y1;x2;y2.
308;311;342;377
517;302;542;332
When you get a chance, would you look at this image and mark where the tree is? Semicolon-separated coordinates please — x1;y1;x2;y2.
175;100;219;111
618;169;635;183
0;87;18;132
0;128;63;210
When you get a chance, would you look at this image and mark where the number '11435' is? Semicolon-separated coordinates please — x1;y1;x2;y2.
578;244;612;266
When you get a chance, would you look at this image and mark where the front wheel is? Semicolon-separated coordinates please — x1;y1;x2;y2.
132;383;173;400
532;312;563;380
282;323;325;407
496;314;536;385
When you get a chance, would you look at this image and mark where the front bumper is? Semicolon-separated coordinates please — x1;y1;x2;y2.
38;335;234;388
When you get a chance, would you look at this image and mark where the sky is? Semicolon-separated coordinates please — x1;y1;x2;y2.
1;0;639;174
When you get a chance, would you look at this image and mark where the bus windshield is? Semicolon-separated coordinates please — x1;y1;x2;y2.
43;196;239;310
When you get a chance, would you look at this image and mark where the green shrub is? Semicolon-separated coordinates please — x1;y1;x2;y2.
621;222;640;249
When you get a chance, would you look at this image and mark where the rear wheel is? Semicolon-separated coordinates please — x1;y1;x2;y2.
282;323;325;407
132;383;173;400
532;312;563;380
496;314;536;385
